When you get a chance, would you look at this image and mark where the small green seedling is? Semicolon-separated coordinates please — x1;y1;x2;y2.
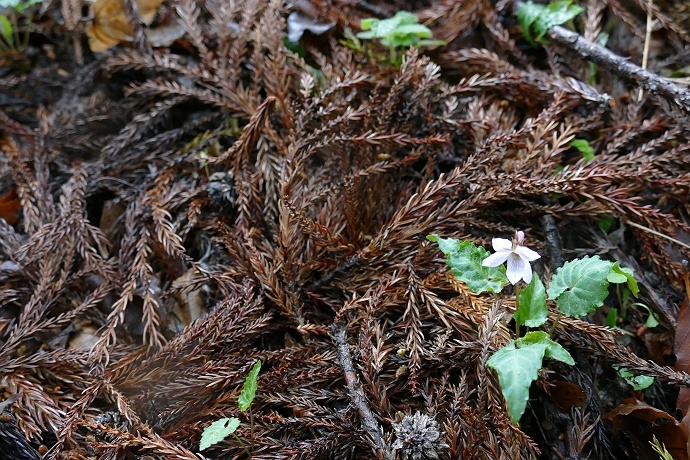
516;1;584;45
605;307;618;328
199;150;211;179
357;11;445;66
650;435;674;460
570;138;595;162
199;359;262;453
604;308;636;337
635;302;659;328
615;366;654;391
597;215;615;233
588;32;609;84
0;0;42;54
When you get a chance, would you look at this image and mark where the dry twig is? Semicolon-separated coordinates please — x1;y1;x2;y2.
332;320;394;460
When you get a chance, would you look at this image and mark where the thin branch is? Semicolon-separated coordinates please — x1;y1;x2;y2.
540;206;564;269
626;220;690;252
545;24;690;116
331;320;394;460
355;0;392;18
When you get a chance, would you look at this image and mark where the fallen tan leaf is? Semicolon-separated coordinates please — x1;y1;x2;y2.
86;0;164;53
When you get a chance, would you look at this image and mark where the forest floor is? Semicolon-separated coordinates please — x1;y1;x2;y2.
2;0;690;459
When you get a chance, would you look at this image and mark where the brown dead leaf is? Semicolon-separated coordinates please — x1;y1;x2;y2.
170;269;207;332
605;397;688;460
675;297;690;380
676;273;690;456
86;0;164;53
545;381;587;412
68;325;99;351
0;189;21;225
643;330;673;363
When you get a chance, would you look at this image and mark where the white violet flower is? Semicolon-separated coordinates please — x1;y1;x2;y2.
482;231;541;285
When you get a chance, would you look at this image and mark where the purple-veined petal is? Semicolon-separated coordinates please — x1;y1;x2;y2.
482;251;510;267
515;246;541;262
506;253;529;284
492;238;512;252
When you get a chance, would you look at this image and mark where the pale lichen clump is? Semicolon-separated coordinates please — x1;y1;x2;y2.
392;412;449;460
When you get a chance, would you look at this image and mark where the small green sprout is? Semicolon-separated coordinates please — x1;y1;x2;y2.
0;0;41;11
588;32;609;84
650;435;674;460
0;0;42;54
597;215;615;233
200;359;262;453
570;138;595;162
199;150;210;179
605;307;618;328
356;11;445;66
615;366;654;391
638;303;659;328
516;1;584;45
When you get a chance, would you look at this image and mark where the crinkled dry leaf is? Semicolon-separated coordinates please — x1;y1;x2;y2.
171;268;208;331
86;0;164;52
605;397;688;460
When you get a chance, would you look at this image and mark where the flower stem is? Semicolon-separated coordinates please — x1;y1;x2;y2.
232;433;251;458
549;311;562;338
249;406;255;454
514;283;522;336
